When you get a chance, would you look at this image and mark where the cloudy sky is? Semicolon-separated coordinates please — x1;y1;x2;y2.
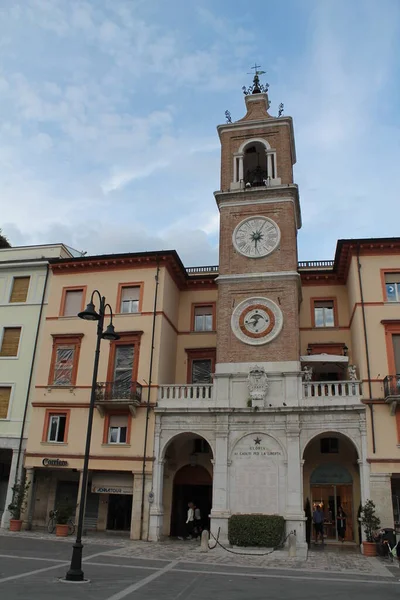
1;0;399;266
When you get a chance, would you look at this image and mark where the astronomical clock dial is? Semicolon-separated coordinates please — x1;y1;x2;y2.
232;216;280;258
231;297;283;346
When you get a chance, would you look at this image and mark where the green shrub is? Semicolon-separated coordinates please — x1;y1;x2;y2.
228;514;285;547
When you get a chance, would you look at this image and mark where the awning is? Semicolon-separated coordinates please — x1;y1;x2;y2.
300;354;349;363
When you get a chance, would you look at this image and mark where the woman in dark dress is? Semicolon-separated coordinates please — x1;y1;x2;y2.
336;506;347;542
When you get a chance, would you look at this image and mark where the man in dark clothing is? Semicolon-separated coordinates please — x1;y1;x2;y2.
313;504;324;545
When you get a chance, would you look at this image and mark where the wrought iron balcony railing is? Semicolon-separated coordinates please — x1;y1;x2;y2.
95;381;142;403
384;375;400;398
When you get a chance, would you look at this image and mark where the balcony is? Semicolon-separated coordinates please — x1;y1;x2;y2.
157;384;213;409
95;381;142;417
384;375;400;415
301;380;362;408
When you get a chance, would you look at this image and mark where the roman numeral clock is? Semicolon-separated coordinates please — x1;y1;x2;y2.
231;215;283;346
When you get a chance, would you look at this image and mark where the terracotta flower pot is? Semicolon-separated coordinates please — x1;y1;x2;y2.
362;541;377;556
9;519;22;532
56;524;69;537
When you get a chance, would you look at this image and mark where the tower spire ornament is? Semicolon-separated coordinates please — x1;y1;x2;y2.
242;63;269;95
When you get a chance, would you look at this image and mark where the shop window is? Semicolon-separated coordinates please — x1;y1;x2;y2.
0;387;11;419
193;305;214;332
108;415;128;444
118;285;141;314
48;414;67;442
61;288;85;317
320;438;339;454
0;327;21;357
49;335;82;386
313;300;336;328
385;273;400;303
9;277;30;303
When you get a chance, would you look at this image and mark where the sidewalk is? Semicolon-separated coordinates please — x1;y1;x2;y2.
0;529;393;578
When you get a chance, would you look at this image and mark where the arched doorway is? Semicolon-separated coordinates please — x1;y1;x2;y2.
161;433;213;538
303;432;361;543
170;465;212;537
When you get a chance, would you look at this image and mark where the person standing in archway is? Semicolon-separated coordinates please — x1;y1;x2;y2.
313;504;324;545
336;506;347;542
185;502;195;539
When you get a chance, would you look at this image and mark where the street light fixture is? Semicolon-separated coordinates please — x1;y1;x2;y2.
65;290;119;582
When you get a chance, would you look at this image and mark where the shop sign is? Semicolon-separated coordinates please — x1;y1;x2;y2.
92;486;132;495
42;458;69;467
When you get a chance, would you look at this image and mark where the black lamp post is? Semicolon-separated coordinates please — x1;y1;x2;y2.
65;290;119;582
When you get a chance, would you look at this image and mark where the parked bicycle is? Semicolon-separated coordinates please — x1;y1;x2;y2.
47;509;75;535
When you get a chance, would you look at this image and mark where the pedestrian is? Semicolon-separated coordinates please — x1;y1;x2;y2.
313;504;324;545
186;502;195;539
193;504;202;538
336;506;347;542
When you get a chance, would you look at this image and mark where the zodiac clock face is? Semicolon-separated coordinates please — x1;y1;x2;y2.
231;297;283;346
232;216;280;258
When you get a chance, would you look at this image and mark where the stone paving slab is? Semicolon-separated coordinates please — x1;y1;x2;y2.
0;530;393;579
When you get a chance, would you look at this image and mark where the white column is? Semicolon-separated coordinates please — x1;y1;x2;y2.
210;426;230;543
148;418;164;541
359;413;370;503
285;419;307;556
22;468;35;529
370;473;393;528
238;155;244;181
266;152;273;179
1;449;20;529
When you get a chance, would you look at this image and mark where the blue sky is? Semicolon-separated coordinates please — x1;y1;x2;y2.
1;0;399;265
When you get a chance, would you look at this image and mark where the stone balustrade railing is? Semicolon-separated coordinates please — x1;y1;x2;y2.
158;384;213;401
302;380;361;399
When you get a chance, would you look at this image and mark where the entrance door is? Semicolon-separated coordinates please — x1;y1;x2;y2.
170;465;212;537
311;484;353;541
106;494;132;531
55;481;79;512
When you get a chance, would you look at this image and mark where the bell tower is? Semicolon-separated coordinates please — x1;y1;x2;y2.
215;69;302;367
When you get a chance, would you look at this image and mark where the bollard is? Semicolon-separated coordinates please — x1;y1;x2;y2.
288;532;297;557
200;529;209;552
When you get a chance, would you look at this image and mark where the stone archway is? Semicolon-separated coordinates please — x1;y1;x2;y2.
149;431;213;540
303;432;361;543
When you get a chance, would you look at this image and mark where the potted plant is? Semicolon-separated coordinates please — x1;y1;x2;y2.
360;499;381;556
56;505;74;537
7;479;30;531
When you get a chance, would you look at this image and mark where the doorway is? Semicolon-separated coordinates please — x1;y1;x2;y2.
311;484;354;541
170;465;212;537
106;494;132;531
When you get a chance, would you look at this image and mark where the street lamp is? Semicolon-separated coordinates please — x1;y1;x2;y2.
65;290;119;582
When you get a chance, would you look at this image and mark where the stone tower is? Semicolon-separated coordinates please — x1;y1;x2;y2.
215;72;301;368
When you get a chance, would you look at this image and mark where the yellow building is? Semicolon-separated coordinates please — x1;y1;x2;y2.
21;74;400;546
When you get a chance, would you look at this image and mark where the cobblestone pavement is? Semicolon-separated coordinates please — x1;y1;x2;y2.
0;530;392;578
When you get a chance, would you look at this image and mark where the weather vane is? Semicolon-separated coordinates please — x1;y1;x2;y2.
225;110;232;124
278;103;284;117
242;63;269;95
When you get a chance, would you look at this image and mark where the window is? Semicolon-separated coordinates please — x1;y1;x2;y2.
49;335;82;386
193;305;214;332
0;387;11;419
119;286;140;314
314;300;335;327
393;335;400;374
320;438;339;454
9;277;30;303
0;327;21;357
186;348;216;384
62;288;84;317
385;273;400;302
47;414;67;442
108;415;128;444
113;345;134;392
191;359;212;384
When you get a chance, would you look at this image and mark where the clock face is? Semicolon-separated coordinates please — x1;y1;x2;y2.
233;216;280;258
231;297;283;346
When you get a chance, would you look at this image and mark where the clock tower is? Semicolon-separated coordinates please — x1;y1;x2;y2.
215;71;301;365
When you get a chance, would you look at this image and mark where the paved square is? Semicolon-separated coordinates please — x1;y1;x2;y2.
0;532;397;600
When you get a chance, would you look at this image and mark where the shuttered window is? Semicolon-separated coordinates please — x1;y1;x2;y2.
191;359;212;383
63;289;83;316
194;306;213;331
120;287;140;313
0;328;21;357
0;387;11;419
9;277;30;303
53;346;75;385
393;335;400;374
